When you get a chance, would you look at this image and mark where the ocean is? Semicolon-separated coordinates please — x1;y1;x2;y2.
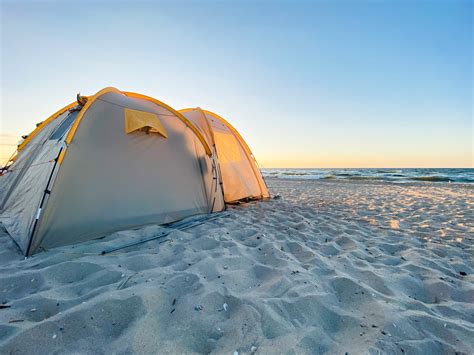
261;168;474;184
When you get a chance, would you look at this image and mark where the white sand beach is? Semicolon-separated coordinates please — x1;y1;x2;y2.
0;178;473;354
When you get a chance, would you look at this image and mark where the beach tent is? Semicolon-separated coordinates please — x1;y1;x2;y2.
0;87;268;256
180;108;269;202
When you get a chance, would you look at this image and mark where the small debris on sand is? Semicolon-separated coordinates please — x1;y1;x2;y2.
8;319;24;323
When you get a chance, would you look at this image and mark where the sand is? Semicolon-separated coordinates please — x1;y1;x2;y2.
0;178;473;354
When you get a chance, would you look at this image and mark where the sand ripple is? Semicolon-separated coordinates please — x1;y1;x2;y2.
0;179;472;354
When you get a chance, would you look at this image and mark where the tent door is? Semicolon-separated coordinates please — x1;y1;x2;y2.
0;140;44;211
0;111;78;211
25;146;64;256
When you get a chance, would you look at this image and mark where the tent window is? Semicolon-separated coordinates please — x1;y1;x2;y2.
49;111;79;140
124;108;168;138
214;131;242;163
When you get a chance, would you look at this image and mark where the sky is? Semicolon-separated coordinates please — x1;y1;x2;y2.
0;0;472;168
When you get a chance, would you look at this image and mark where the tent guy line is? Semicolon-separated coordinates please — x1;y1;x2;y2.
101;211;231;255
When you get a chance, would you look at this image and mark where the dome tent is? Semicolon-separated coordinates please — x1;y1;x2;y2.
0;87;268;256
180;108;269;202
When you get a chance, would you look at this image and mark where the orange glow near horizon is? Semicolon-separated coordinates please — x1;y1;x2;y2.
1;133;473;169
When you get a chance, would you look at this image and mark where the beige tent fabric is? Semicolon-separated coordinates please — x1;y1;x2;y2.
181;108;269;202
31;92;224;254
176;108;226;210
178;108;214;147
0;110;70;210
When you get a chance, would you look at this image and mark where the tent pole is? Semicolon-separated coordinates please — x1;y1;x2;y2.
101;212;230;255
25;147;63;257
212;144;226;209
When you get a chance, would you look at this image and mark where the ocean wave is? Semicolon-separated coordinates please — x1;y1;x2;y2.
281;172;311;176
335;173;357;177
408;176;474;183
347;176;384;181
376;170;402;174
409;176;452;182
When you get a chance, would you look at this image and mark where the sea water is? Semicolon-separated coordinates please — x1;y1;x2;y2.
261;168;474;184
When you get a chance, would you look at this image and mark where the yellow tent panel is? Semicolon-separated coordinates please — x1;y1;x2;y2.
124;108;168;137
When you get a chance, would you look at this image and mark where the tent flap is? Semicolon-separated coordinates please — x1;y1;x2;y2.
124;108;168;137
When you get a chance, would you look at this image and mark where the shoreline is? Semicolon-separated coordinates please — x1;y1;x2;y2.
264;176;474;188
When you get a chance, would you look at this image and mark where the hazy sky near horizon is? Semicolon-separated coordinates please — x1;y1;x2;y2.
1;0;472;167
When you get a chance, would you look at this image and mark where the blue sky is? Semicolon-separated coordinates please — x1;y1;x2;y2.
1;0;472;167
